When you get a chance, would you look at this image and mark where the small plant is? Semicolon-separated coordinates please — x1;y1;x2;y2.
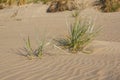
25;36;46;60
57;18;100;53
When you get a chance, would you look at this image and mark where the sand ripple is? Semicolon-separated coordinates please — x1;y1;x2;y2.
0;41;120;80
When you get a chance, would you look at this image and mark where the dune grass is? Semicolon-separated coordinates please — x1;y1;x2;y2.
0;0;6;3
0;0;52;6
25;36;46;60
25;36;34;59
40;0;52;4
0;0;26;6
55;1;100;53
100;0;120;12
57;17;100;53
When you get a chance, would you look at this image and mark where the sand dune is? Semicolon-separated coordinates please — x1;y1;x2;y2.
0;1;120;80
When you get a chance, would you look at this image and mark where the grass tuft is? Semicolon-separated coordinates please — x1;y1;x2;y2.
57;18;100;53
0;0;52;7
100;0;120;12
25;36;46;60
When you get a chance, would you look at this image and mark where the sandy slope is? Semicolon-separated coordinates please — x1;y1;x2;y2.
0;40;120;80
0;2;120;80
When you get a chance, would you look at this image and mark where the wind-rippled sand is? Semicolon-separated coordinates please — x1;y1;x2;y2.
0;1;120;80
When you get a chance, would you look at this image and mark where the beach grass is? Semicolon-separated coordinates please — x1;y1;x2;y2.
100;0;120;12
25;36;46;60
57;17;100;53
0;0;52;6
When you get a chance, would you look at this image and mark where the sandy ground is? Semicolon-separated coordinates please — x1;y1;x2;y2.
0;1;120;80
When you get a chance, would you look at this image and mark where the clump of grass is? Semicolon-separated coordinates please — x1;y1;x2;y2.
100;0;120;12
57;17;100;53
33;0;40;3
40;0;52;4
0;0;52;6
0;0;6;3
25;36;46;60
6;0;17;5
0;0;25;6
26;0;41;3
56;1;100;53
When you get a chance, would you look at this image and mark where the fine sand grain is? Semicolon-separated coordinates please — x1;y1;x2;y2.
0;1;120;80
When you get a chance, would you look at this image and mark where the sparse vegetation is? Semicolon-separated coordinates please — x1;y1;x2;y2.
57;17;100;53
0;0;6;3
55;1;100;53
17;0;26;5
25;36;46;60
40;0;52;4
99;0;120;12
47;0;81;12
0;0;24;6
0;0;52;7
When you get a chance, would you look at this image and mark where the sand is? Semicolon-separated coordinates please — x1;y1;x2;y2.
0;1;120;80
